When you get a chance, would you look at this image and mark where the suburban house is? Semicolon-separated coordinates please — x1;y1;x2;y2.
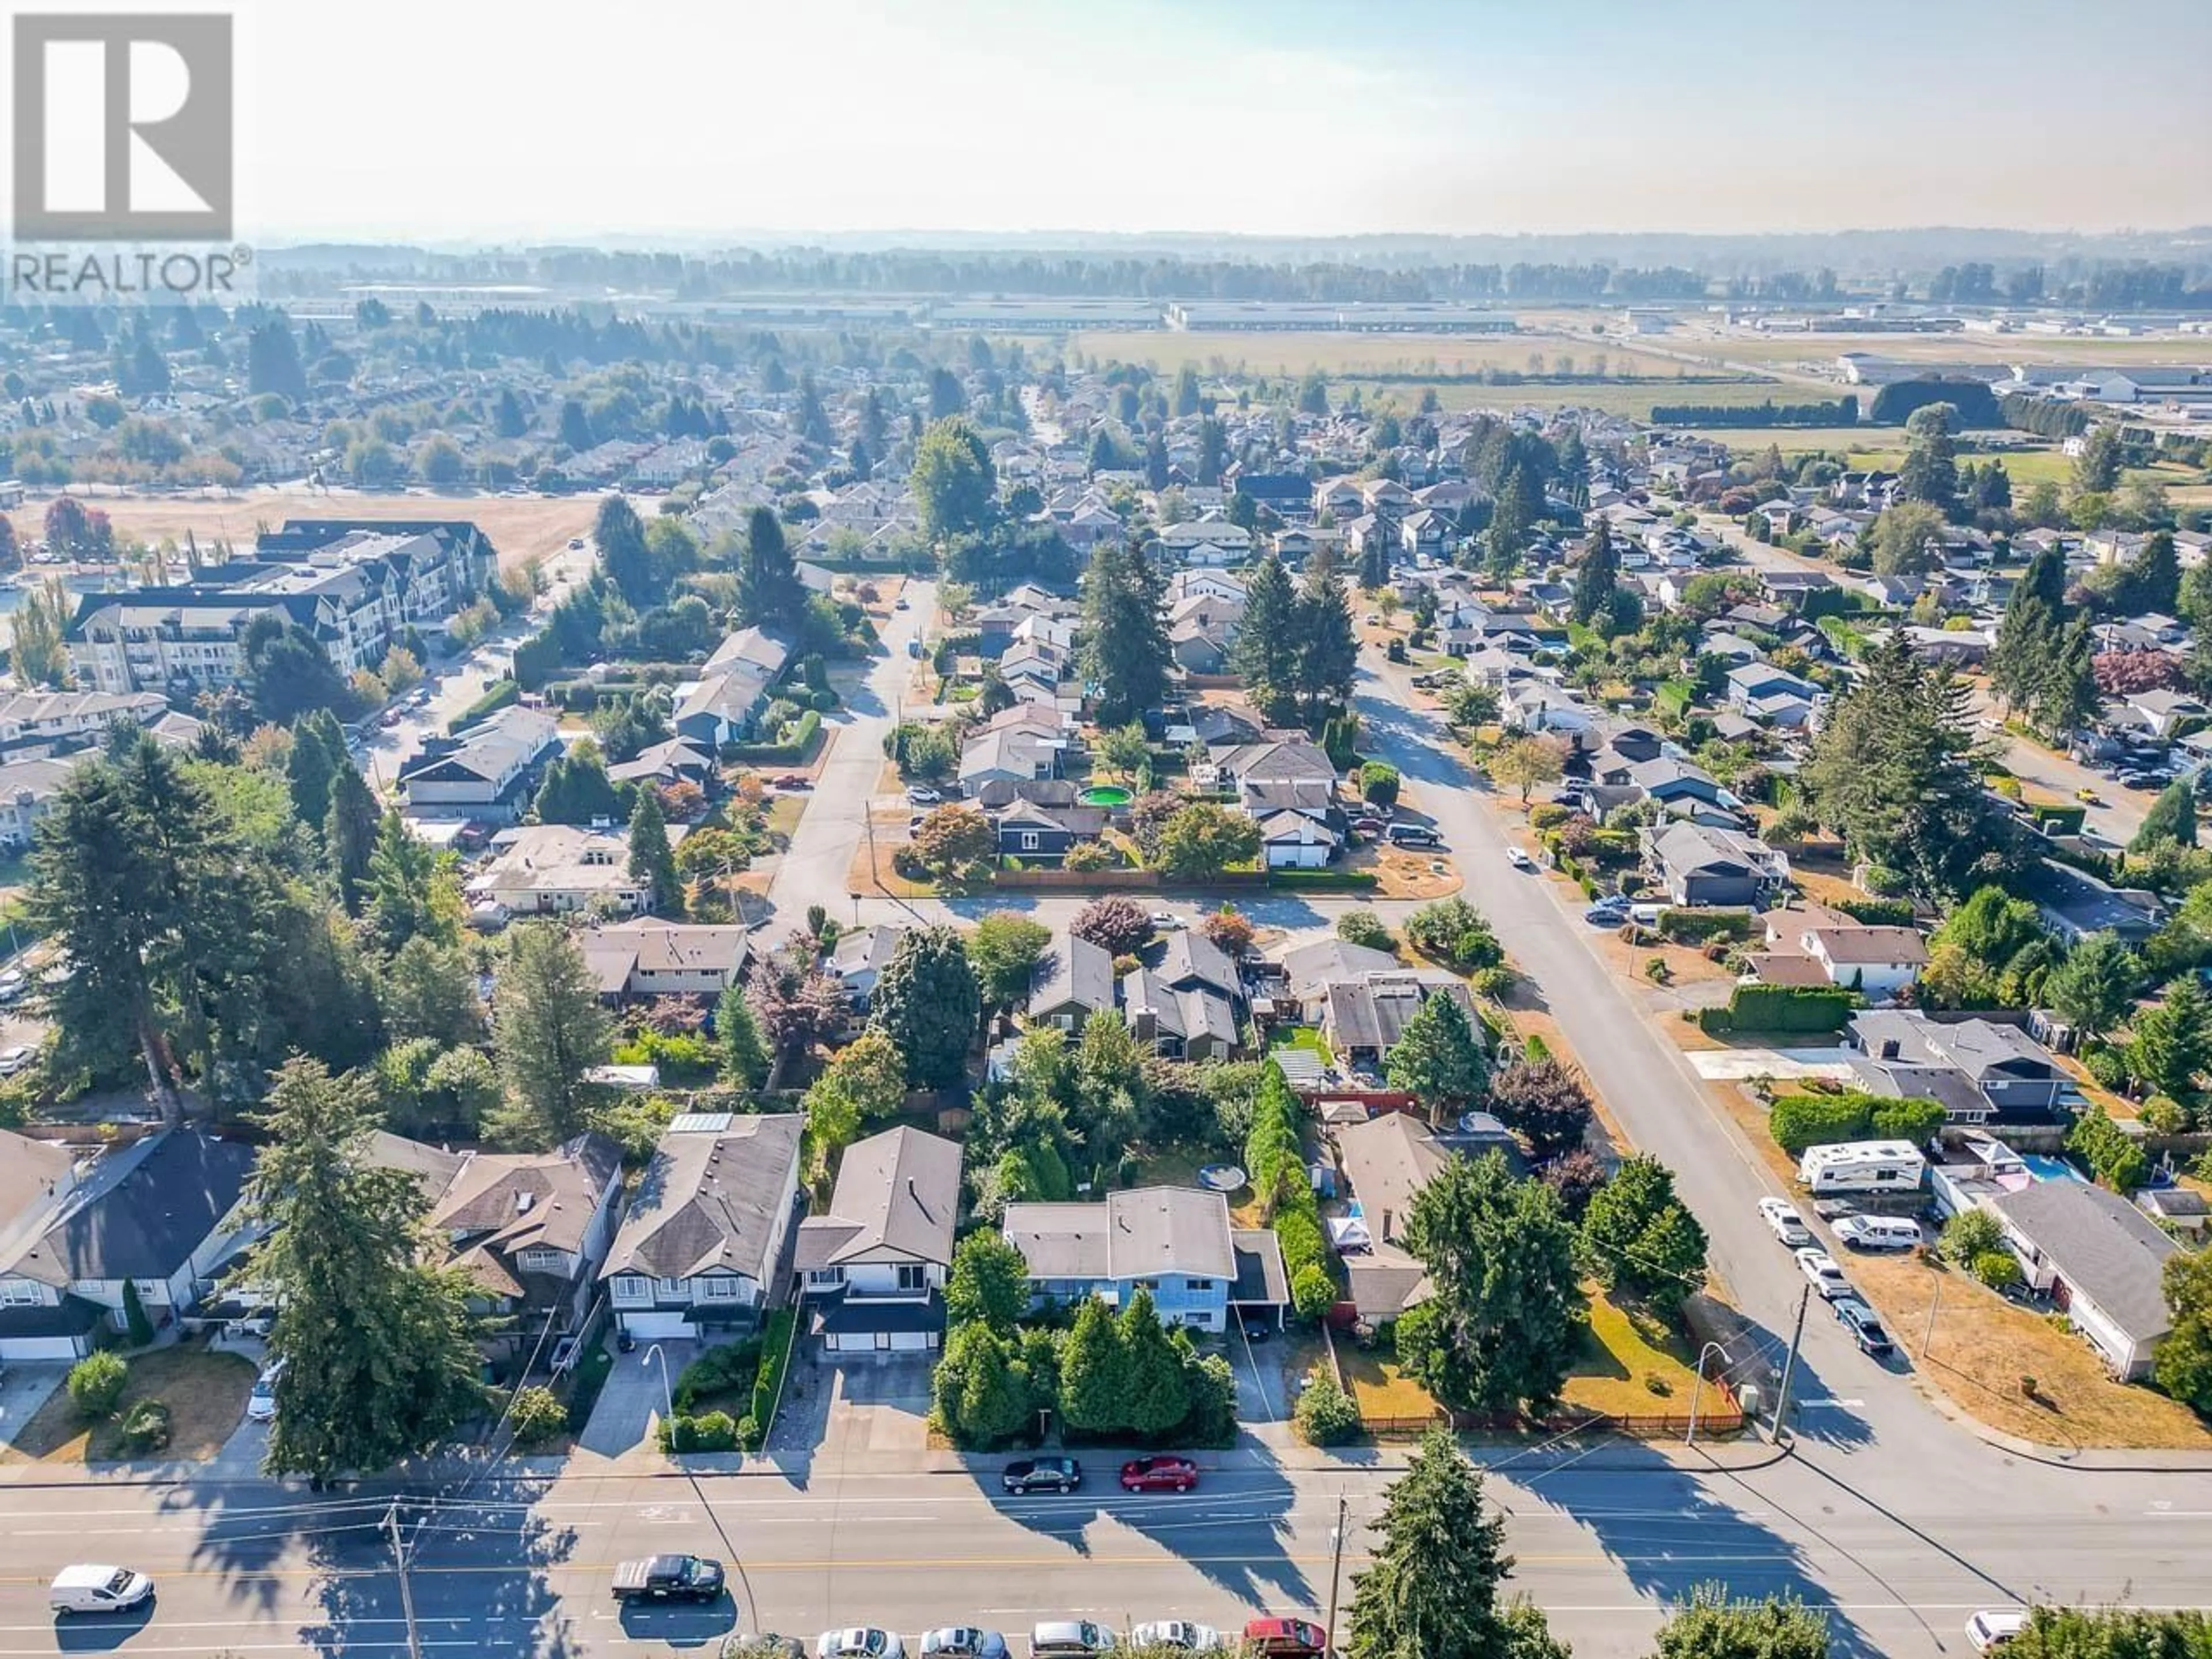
0;1129;254;1359
794;1127;962;1352
577;920;751;1001
1030;935;1117;1032
469;822;685;917
602;1113;806;1340
1255;809;1343;869
398;707;562;824
960;725;1062;791
1725;663;1820;720
991;798;1108;865
425;1132;626;1336
0;757;78;851
1329;1112;1445;1321
1987;1181;2179;1380
1846;1010;2067;1126
672;627;793;749
2022;859;2162;946
0;690;171;755
1642;821;1786;907
1001;1186;1287;1333
1747;903;1927;998
831;923;908;1009
1321;976;1481;1071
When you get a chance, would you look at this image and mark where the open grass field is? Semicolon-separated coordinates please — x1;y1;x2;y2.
5;487;600;573
1361;377;1782;420
1560;1290;1707;1418
6;1344;256;1465
1065;328;1699;381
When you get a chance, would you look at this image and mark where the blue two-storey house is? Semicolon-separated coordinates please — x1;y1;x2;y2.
1001;1185;1287;1334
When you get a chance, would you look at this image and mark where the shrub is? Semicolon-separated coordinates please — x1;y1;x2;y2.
1767;1090;1942;1156
1469;965;1518;1001
507;1385;569;1448
675;1340;761;1411
1063;840;1120;872
1335;912;1395;951
1358;762;1401;808
1940;1207;2003;1267
1698;984;1855;1036
1405;897;1504;972
1972;1251;2024;1291
116;1397;171;1454
1836;896;1916;927
665;1410;739;1452
2081;1043;2131;1092
1291;1263;1336;1323
450;679;521;732
67;1351;128;1419
1528;804;1573;832
1292;1369;1363;1446
1656;908;1754;945
748;1309;797;1448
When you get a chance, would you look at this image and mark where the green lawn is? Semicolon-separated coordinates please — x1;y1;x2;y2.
1560;1289;1706;1417
1270;1027;1335;1066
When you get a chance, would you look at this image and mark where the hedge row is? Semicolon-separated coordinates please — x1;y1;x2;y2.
1833;896;1915;927
449;679;520;732
725;710;823;765
1768;1090;1945;1156
747;1308;797;1450
1269;869;1377;891
1698;984;1856;1036
1657;908;1753;945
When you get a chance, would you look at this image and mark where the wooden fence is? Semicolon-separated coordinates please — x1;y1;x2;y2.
991;867;1269;892
1359;1393;1745;1441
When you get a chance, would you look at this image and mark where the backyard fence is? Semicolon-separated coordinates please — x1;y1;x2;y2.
1358;1393;1744;1440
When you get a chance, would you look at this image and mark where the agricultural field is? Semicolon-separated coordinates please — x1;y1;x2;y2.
1064;327;1706;382
1668;327;2212;372
4;486;601;572
1381;376;1785;420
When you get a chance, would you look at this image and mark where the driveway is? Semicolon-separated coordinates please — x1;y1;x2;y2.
578;1338;695;1457
818;1350;934;1464
0;1362;66;1453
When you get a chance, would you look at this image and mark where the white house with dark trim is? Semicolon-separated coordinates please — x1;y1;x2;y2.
794;1127;962;1352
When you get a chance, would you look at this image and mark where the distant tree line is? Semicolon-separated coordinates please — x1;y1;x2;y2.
1651;395;1859;427
1867;378;2003;426
2001;393;2096;440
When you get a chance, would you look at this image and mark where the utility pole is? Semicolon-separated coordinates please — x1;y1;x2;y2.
384;1501;423;1659
1323;1491;1349;1652
1770;1285;1810;1448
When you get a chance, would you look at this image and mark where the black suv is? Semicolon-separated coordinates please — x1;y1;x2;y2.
1001;1456;1082;1495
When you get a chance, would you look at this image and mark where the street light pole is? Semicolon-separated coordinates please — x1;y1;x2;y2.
643;1341;675;1426
1323;1491;1349;1653
1684;1340;1728;1448
384;1501;423;1659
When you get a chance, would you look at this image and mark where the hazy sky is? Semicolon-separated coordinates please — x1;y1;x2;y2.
32;0;2212;241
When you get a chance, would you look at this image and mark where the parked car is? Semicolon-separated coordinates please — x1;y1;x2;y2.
1029;1621;1112;1657
894;597;910;610
0;967;27;1003
1833;1297;1893;1357
1506;846;1535;870
1584;897;1630;926
920;1630;1007;1659
907;786;944;805
1351;816;1387;836
1795;1247;1851;1300
1966;1611;2029;1653
1119;1455;1199;1493
817;1633;902;1659
247;1358;285;1423
1386;823;1440;849
1758;1197;1812;1248
1002;1456;1082;1495
1832;1215;1922;1252
567;537;585;550
1242;1618;1330;1658
0;1043;33;1077
771;774;812;790
48;1565;154;1616
613;1554;725;1603
1149;912;1187;931
1128;1622;1221;1652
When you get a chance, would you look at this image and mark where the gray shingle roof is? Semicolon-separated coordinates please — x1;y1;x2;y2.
602;1115;804;1285
2;1129;251;1287
1002;1187;1237;1283
1989;1181;2179;1344
793;1127;961;1271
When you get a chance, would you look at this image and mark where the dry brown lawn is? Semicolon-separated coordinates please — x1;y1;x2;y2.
6;487;598;572
1847;1251;2212;1450
1562;1291;1707;1418
1339;1345;1443;1423
7;1344;256;1465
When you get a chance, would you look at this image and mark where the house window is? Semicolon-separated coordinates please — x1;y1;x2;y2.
0;1279;41;1307
897;1263;927;1291
612;1275;651;1301
656;1276;684;1297
135;1280;165;1302
519;1249;564;1272
1133;1278;1159;1291
806;1267;844;1287
1185;1279;1213;1293
1054;1014;1074;1031
1020;832;1040;852
700;1277;744;1302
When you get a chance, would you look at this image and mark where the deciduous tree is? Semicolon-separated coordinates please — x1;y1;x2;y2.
946;1231;1031;1332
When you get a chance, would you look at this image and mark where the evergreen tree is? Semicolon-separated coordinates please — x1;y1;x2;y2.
1570;517;1618;626
1293;558;1359;723
594;495;654;608
734;505;805;631
1078;541;1172;726
1231;551;1302;724
324;762;379;914
1577;1154;1709;1312
377;935;484;1048
1990;546;2066;710
627;789;684;918
285;714;340;839
1117;1288;1191;1438
1484;466;1533;575
717;984;770;1088
2043;933;2139;1041
868;925;981;1091
936;1321;1030;1447
2122;530;2181;615
1058;1296;1127;1434
1143;430;1169;491
1385;992;1490;1122
2133;778;2199;853
1399;1152;1584;1417
2031;615;2099;740
366;809;458;952
238;1058;483;1480
2127;978;2212;1108
1347;1429;1560;1659
1898;403;1959;507
491;922;615;1147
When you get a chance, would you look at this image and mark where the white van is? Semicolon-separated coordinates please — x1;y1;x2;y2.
1833;1215;1923;1252
1030;1622;1112;1658
49;1565;154;1615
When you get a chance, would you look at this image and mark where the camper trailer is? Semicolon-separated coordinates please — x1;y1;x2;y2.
1797;1139;1927;1196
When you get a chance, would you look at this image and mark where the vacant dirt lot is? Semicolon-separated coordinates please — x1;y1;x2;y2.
6;487;599;572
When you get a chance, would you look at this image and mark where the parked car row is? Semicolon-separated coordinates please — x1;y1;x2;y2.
999;1456;1203;1495
1759;1197;1912;1359
698;1616;1328;1659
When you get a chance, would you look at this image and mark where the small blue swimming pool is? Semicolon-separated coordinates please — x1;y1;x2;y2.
2022;1153;2084;1183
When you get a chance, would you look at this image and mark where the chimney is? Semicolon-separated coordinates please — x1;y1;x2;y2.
1131;1003;1156;1042
1879;1038;1900;1061
1380;1208;1393;1241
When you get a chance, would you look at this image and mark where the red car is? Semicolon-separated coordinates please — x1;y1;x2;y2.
1119;1455;1199;1493
1243;1618;1328;1657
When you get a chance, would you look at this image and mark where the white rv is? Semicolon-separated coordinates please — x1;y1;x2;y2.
1798;1139;1926;1196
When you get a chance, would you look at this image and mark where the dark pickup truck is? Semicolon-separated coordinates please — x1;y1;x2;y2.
612;1554;725;1603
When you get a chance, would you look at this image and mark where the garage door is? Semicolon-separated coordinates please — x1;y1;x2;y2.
619;1312;696;1340
0;1335;84;1362
888;1330;930;1352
